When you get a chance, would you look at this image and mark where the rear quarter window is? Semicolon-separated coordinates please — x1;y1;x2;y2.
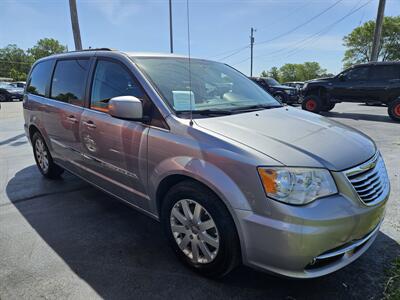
27;60;53;97
370;65;400;80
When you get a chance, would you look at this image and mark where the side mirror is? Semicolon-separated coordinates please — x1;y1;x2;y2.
108;96;144;121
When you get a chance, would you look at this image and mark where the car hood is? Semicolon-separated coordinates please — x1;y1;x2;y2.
272;85;295;90
306;77;334;84
6;88;23;94
195;107;376;171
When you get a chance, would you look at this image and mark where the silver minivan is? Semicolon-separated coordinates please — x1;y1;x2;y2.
23;49;390;278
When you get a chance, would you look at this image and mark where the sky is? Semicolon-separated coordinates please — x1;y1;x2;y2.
0;0;399;76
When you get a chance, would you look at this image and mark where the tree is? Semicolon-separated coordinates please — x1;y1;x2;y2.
260;67;280;81
343;16;400;68
28;38;67;61
279;64;298;82
261;62;327;82
0;44;33;81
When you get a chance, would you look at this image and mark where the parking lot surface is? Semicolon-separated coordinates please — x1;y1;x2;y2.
0;102;399;299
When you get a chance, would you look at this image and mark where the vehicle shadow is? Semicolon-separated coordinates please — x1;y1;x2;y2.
0;133;26;146
321;111;398;124
5;166;400;299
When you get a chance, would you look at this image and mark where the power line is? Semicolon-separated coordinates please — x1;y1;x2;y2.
217;45;249;61
255;0;345;46
208;1;315;61
231;0;373;67
272;0;373;60
210;45;249;60
0;60;32;65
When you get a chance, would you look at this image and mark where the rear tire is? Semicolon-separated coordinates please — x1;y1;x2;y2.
161;180;241;278
302;95;322;113
32;132;64;179
388;99;400;122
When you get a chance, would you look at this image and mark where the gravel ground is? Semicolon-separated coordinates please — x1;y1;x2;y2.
0;102;399;300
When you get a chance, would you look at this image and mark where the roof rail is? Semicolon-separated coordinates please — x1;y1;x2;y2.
67;48;116;53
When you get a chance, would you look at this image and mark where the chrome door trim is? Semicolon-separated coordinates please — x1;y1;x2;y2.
50;138;147;199
69;159;149;200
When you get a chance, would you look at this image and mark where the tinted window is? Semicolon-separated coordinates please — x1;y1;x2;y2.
345;67;369;81
90;60;145;112
51;59;89;106
370;65;400;80
27;60;53;96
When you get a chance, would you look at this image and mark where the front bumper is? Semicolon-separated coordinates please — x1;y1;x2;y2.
285;94;300;104
9;93;23;101
234;159;389;278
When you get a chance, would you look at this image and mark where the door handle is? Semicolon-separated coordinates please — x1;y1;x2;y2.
82;120;96;129
66;115;78;123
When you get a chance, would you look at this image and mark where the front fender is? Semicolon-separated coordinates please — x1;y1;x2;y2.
148;156;252;215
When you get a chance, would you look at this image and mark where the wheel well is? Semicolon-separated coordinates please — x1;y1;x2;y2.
156;174;196;215
305;87;328;103
29;125;40;141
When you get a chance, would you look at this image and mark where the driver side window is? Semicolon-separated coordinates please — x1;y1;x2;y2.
90;60;145;112
344;67;369;81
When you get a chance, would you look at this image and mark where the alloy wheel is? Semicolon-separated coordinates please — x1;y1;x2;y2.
395;104;400;117
170;199;219;264
35;138;49;173
306;99;317;111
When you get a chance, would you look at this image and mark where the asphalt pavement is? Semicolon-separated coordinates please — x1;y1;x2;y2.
0;102;399;299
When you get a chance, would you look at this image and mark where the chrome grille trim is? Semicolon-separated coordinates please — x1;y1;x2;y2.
344;152;390;206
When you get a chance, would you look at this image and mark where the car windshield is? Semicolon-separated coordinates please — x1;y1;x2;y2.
133;57;281;115
265;78;280;86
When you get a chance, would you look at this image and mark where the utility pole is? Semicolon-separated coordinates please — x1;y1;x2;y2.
169;0;174;53
370;0;386;61
69;0;83;50
250;27;255;76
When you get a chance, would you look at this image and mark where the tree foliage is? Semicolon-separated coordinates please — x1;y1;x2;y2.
0;38;66;81
0;44;33;81
260;62;328;83
343;16;400;68
27;38;67;61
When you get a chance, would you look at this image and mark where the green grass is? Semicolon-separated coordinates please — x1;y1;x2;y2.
383;257;400;300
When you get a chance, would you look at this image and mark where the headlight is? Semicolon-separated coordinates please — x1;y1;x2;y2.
257;167;337;205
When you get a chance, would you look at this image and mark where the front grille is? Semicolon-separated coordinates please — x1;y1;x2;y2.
345;152;390;205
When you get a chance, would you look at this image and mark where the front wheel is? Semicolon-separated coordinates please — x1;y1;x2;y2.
32;132;64;179
161;180;241;278
302;95;322;113
388;99;400;122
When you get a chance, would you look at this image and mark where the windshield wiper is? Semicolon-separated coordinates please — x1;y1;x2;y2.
231;104;282;112
177;109;232;116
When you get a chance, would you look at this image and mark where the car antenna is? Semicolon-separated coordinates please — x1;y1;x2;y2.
186;0;194;126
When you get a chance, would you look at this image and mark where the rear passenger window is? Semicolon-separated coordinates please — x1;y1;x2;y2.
370;65;400;80
90;60;144;112
51;59;89;106
27;60;53;96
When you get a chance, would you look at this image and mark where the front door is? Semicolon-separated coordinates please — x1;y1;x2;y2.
79;58;150;209
331;66;370;102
